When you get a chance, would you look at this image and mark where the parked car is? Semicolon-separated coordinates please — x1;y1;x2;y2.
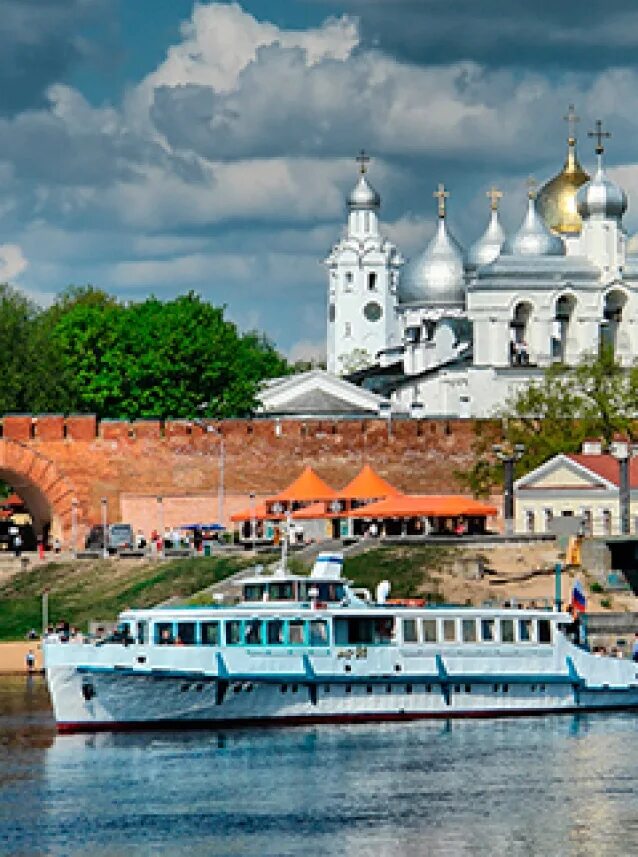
85;523;135;554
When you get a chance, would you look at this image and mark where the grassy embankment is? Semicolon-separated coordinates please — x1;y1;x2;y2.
0;555;252;641
0;544;458;641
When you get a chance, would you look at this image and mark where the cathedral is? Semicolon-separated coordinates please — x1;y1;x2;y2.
325;112;638;418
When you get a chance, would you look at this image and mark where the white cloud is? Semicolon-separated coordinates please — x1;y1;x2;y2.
288;339;327;364
0;243;27;281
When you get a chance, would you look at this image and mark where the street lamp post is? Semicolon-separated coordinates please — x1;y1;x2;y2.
100;497;108;560
493;443;525;537
249;491;256;553
157;495;164;558
71;498;78;560
218;433;225;529
611;439;631;535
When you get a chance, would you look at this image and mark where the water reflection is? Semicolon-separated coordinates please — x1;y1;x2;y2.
1;678;638;856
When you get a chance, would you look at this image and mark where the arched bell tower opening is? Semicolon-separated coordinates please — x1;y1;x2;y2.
510;301;533;365
601;289;628;360
553;293;577;364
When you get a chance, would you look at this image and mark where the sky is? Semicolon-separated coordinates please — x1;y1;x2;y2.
4;0;638;361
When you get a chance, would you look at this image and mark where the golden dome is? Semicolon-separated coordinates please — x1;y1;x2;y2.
537;138;590;236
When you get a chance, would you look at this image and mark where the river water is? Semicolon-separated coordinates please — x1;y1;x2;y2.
1;677;638;856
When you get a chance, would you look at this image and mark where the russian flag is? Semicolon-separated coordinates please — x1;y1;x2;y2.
571;579;587;614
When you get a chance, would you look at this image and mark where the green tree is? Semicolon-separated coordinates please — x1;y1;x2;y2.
0;283;72;414
461;347;637;496
49;290;288;419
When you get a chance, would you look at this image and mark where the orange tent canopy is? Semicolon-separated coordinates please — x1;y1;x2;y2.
230;503;277;523
268;466;337;503
346;494;497;519
291;501;330;520
339;465;400;500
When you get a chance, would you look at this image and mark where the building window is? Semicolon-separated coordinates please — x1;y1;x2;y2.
344;271;353;291
363;301;382;322
603;509;612;536
328;304;335;323
368;272;377;291
345;322;352;338
583;509;592;536
364;212;370;232
525;510;535;534
544;508;554;533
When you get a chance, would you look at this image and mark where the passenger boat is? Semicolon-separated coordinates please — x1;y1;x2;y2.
44;553;638;733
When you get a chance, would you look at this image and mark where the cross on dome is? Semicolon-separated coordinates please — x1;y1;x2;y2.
356;149;370;175
588;119;611;155
564;104;579;144
487;186;502;211
434;183;449;218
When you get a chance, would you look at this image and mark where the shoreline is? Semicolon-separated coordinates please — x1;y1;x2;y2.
0;641;43;675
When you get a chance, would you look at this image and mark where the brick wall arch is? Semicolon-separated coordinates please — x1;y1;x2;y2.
0;439;82;541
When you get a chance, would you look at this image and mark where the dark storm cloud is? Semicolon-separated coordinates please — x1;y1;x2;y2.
333;0;638;69
0;0;109;115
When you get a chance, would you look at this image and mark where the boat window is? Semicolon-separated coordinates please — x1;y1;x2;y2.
299;581;346;602
201;621;220;646
177;622;196;646
442;619;456;642
137;621;148;645
270;582;294;601
288;620;305;645
244;584;265;601
373;618;394;644
462;619;477;643
422;619;437;643
334;617;391;645
267;619;285;645
481;619;495;642
403;619;418;643
500;619;514;643
519;618;532;642
225;620;242;645
155;622;174;645
309;619;329;646
538;619;551;644
245;619;262;646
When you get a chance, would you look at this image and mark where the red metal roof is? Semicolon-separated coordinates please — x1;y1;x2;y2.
566;454;638;488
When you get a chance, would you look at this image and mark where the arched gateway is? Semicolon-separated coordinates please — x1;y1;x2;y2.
0;439;81;542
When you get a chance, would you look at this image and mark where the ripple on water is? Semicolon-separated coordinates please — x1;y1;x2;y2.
1;678;638;856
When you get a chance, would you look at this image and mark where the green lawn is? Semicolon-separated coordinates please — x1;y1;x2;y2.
343;544;457;601
0;554;251;641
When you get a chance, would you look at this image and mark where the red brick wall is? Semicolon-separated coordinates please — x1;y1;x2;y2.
0;415;498;539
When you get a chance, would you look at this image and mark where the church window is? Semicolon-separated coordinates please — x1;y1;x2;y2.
345;322;352;338
368;272;377;291
344;271;353;291
364;212;370;232
364;302;382;322
328;304;336;322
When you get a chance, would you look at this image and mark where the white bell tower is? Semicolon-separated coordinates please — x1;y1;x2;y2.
325;151;403;375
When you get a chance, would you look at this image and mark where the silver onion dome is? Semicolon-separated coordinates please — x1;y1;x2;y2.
467;188;505;268
502;184;565;257
576;154;627;222
398;185;465;307
347;173;380;210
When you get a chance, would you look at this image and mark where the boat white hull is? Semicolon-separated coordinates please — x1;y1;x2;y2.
47;665;638;733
